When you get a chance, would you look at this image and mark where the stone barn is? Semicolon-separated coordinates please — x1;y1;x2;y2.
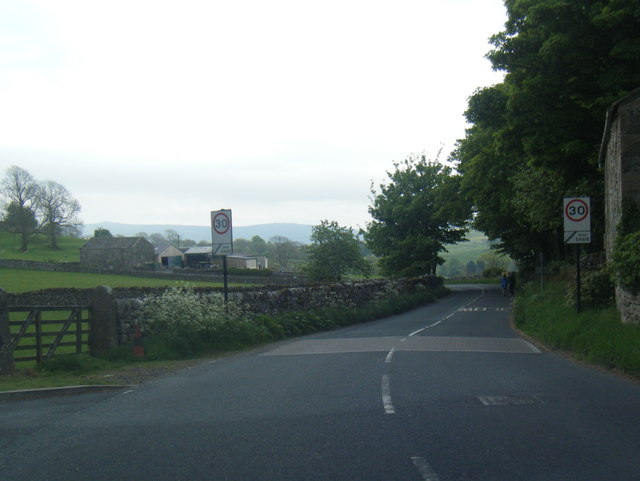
80;236;156;270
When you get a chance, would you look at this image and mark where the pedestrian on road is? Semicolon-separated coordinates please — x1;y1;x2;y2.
500;273;508;297
508;272;516;298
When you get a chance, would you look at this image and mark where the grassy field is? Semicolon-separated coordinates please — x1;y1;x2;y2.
0;231;84;262
1;268;226;293
0;231;233;292
441;230;494;264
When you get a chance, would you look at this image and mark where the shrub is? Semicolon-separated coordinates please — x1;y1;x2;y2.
566;269;615;309
483;267;503;278
611;231;640;294
136;285;260;357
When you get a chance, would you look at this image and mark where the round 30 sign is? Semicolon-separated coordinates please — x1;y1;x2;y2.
212;212;231;235
565;198;589;223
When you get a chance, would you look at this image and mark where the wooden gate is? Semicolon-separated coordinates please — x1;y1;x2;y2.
9;306;91;364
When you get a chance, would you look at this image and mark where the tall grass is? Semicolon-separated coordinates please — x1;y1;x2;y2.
513;281;640;376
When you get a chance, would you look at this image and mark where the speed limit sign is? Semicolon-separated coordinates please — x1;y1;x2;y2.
211;209;233;255
563;197;591;244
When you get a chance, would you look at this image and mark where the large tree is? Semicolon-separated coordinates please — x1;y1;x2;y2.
365;154;470;277
2;202;38;251
37;180;82;249
268;236;300;273
250;235;268;256
0;166;39;251
454;0;640;264
304;220;370;281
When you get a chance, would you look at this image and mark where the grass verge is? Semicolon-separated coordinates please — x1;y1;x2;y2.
513;281;640;379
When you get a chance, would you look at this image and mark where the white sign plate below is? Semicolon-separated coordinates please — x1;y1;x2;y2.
565;231;591;244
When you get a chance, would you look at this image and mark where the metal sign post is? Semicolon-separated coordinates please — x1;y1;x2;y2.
211;209;233;302
563;197;591;313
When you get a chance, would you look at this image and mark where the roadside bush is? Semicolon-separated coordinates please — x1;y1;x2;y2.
565;269;615;309
482;267;503;278
136;285;262;357
611;231;640;294
137;285;249;337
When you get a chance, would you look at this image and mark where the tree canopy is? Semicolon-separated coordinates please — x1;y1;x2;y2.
0;166;83;250
365;154;470;277
304;220;371;281
453;0;640;265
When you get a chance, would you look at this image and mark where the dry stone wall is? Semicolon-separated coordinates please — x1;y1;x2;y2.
0;259;304;287
6;276;443;344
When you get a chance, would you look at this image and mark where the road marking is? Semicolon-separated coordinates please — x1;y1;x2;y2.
478;395;543;406
522;340;542;353
411;457;441;481
263;336;540;356
409;328;424;337
407;289;485;338
385;348;395;363
381;375;395;414
409;319;442;337
458;306;512;312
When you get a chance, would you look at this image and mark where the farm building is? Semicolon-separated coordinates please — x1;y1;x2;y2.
218;254;268;269
157;245;184;268
182;247;268;269
80;236;156;270
183;246;212;268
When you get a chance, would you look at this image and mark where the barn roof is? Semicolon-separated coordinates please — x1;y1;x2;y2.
81;236;151;250
184;246;213;255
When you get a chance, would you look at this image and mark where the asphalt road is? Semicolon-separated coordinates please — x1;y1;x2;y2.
1;285;639;480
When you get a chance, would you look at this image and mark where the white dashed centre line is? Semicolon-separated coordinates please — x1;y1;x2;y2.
385;348;396;364
411;456;441;481
381;375;395;414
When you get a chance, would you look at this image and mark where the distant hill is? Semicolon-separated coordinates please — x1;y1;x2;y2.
83;222;313;244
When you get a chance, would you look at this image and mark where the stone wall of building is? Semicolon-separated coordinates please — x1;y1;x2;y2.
602;88;640;324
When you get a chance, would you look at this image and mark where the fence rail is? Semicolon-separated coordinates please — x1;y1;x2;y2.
9;305;91;364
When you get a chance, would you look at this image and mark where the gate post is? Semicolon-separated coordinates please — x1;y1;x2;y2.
90;286;118;355
0;288;15;374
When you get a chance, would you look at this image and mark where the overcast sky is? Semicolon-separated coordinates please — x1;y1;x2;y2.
1;0;506;230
